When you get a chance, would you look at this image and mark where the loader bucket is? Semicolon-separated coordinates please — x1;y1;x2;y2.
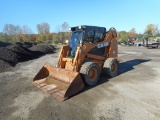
33;65;85;101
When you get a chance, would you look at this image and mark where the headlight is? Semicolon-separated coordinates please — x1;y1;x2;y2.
65;40;69;43
78;26;82;29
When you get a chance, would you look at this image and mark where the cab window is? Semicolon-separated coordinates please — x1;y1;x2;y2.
87;31;95;43
86;30;104;44
94;30;103;43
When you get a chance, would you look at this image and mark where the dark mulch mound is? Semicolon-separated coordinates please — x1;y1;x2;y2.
22;42;37;48
47;45;56;50
15;42;23;46
0;47;19;63
15;42;37;48
6;44;35;62
0;41;12;47
0;45;34;72
29;44;55;54
0;42;56;73
23;42;37;46
0;59;13;73
22;44;32;48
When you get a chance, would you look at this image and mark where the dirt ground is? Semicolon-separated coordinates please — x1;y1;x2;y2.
0;46;160;120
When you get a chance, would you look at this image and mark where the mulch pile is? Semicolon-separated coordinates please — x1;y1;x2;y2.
0;41;56;73
0;59;12;71
0;47;19;63
29;44;55;54
0;41;12;47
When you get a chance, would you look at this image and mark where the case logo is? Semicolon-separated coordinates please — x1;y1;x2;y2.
97;42;110;48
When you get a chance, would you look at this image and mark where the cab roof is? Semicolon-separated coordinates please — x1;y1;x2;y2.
69;25;106;32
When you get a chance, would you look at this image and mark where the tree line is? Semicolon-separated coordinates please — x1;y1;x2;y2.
0;22;70;44
0;22;159;44
118;24;160;43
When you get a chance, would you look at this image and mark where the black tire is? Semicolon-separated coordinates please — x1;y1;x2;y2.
80;62;100;86
103;58;119;77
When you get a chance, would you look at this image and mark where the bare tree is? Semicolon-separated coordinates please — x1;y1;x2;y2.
21;25;32;34
145;24;159;36
3;24;16;35
15;25;21;42
129;28;136;37
37;22;50;34
21;25;33;41
36;22;50;42
3;24;22;42
55;22;70;43
55;25;63;43
61;22;69;32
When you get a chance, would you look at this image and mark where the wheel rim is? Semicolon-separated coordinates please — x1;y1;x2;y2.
111;62;117;72
88;67;98;80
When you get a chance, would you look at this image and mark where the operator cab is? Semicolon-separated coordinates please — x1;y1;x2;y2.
68;25;106;57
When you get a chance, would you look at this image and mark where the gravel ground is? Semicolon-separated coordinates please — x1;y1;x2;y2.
0;45;160;120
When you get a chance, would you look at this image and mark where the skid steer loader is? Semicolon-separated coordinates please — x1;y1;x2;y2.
33;25;119;101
